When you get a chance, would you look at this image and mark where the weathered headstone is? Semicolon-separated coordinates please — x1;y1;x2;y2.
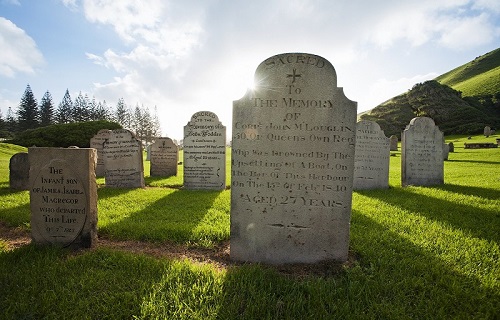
29;147;97;248
401;117;444;186
443;143;449;160
448;142;454;152
183;111;226;190
484;126;491;137
103;129;145;188
231;53;357;264
9;152;30;190
150;137;178;177
389;135;398;151
90;129;111;177
353;120;390;190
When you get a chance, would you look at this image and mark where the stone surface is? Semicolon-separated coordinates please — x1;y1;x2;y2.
484;126;491;137
389;135;398;151
29;147;98;248
90;129;111;177
9;152;30;190
448;142;454;152
231;53;357;264
150;137;178;177
103;129;145;188
183;111;226;190
353;120;390;190
401;117;444;186
443;143;449;160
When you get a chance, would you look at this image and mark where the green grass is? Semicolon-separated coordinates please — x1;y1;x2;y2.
0;139;499;319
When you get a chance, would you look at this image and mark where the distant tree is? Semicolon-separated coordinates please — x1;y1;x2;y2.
17;84;39;131
88;96;98;121
132;103;143;140
151;106;161;138
5;106;17;132
94;100;111;121
39;90;55;127
115;98;128;127
0;109;5;130
72;92;91;122
56;89;73;124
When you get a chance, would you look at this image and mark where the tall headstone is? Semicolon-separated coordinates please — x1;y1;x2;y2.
103;129;145;188
401;117;444;186
183;111;226;190
484;126;491;137
150;137;178;177
9;152;30;190
29;147;98;248
90;129;111;177
448;142;454;152
389;135;398;151
443;143;450;160
231;53;357;264
353;120;390;190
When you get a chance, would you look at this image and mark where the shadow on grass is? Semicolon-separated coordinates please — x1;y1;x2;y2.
97;187;136;200
446;159;500;165
432;183;500;201
0;188;30;227
100;189;224;244
357;187;500;243
0;210;498;318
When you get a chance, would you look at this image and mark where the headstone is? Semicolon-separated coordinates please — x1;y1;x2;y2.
389;135;398;151
9;152;30;190
149;137;178;177
103;129;145;188
401;117;444;186
183;111;226;190
353;120;390;190
90;129;111;177
231;53;357;264
146;144;151;161
29;147;98;248
484;126;491;137
443;143;449;160
448;142;454;152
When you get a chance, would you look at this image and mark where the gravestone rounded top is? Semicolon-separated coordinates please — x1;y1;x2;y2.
408;117;437;128
187;111;221;123
254;53;338;95
357;120;386;138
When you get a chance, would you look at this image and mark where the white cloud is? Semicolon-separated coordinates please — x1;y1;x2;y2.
437;13;498;50
0;17;44;77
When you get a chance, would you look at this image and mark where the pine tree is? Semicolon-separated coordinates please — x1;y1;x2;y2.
141;105;153;144
88;96;98;121
94;100;111;121
72;92;90;122
115;98;128;128
56;89;73;124
17;84;39;131
39;90;55;127
151;106;162;138
6;106;17;133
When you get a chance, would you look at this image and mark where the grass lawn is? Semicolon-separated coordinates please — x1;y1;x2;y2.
0;135;499;319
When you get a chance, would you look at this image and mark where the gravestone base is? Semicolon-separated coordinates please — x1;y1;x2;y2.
29;147;98;249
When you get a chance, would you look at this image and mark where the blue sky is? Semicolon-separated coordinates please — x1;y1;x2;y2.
1;0;499;140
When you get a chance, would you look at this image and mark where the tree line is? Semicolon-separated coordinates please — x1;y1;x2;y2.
0;84;162;143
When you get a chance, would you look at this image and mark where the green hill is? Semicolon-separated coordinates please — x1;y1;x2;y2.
360;48;500;137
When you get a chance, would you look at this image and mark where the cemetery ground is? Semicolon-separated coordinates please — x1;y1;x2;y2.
0;136;499;319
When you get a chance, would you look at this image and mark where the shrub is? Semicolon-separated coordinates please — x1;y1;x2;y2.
7;121;122;148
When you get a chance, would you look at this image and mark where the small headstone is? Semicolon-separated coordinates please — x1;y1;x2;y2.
389;135;398;151
484;126;491;137
448;142;454;152
146;144;151;161
443;143;449;160
401;117;444;186
150;138;178;177
183;111;226;190
29;147;98;248
90;129;111;177
353;120;390;190
9;152;30;190
231;53;357;264
103;129;145;188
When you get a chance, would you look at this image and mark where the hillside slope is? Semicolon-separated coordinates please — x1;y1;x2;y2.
360;48;500;137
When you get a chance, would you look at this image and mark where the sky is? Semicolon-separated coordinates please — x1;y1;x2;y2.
1;0;499;141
